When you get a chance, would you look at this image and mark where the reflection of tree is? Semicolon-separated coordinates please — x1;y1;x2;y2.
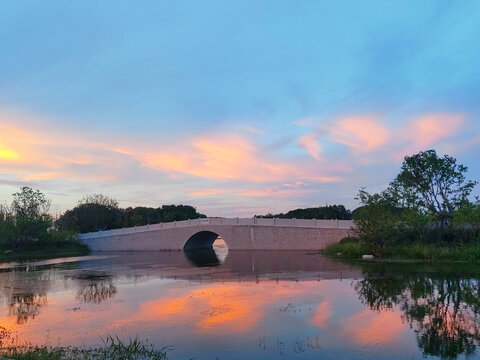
0;326;10;347
354;268;480;359
0;271;50;325
8;293;48;325
75;274;117;304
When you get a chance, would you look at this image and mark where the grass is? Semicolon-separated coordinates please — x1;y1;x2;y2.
0;242;89;263
322;239;480;262
0;335;168;360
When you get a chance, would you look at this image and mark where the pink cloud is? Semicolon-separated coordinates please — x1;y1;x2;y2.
282;181;306;188
328;116;390;152
405;113;465;151
299;133;323;161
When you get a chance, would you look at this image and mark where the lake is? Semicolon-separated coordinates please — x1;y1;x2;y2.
0;245;479;359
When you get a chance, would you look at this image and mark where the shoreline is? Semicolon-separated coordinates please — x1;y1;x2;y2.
322;241;480;262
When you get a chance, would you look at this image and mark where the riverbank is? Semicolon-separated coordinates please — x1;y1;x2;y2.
0;241;89;263
322;240;480;262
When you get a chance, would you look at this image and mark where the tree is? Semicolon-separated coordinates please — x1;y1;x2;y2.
12;187;51;219
78;194;119;208
453;199;480;241
10;187;53;246
56;194;122;233
353;188;407;247
0;203;15;247
157;205;206;222
392;150;477;228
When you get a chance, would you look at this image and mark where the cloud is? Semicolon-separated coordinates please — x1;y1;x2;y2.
404;113;465;152
0;109;342;213
1;108;475;215
299;134;323;161
143;135;340;183
328;116;390;152
189;186;317;199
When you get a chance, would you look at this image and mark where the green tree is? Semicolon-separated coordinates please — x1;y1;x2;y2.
353;188;406;247
392;150;477;228
0;203;15;247
257;205;352;220
158;205;206;222
56;194;122;233
453;199;480;241
78;194;119;208
10;187;53;247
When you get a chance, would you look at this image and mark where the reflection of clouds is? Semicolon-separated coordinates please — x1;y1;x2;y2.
311;300;331;327
109;281;337;335
119;285;263;334
342;309;404;346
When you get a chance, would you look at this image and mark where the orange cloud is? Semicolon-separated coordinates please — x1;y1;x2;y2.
143;135;340;183
329;116;390;152
0;109;345;199
0;114;126;183
143;135;285;182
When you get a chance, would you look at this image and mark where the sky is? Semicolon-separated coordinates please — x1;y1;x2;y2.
1;1;480;217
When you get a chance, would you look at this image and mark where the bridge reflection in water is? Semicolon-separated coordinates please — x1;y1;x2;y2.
74;249;360;282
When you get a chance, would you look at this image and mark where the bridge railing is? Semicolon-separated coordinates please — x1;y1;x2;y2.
78;217;354;239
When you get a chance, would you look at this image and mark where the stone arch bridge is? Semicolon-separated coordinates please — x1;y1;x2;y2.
78;217;353;251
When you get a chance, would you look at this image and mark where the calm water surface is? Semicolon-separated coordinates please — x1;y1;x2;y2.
0;245;479;359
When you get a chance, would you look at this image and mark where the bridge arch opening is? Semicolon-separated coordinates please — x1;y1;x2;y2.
183;231;227;250
183;231;228;267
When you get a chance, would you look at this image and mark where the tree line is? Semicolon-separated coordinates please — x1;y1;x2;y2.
55;194;207;233
257;205;352;220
